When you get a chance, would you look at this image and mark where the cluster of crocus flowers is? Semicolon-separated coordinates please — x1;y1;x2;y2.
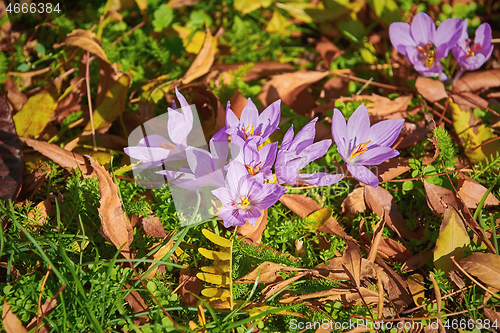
389;12;493;79
124;89;404;228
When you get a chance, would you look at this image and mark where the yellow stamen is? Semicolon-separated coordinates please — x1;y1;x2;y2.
350;140;371;159
244;162;262;176
240;197;250;208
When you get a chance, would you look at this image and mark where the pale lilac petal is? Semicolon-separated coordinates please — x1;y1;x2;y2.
175;87;193;127
260;99;281;135
410;12;435;46
226;107;240;128
331;109;348;160
225;162;249;193
290;118;317;154
252;183;286;208
212;187;232;206
389;22;416;55
124;146;172;162
275;152;304;184
281;125;295;151
299;140;332;165
353;146;400;166
168;109;190;146
346;104;371;147
367;119;405;148
297;172;344;186
455;19;469;51
186;148;214;176
461;53;487;71
239;207;262;226
136;134;170;147
259;142;278;169
220;206;246;227
476;23;492;54
435;18;463;60
405;47;423;67
240;98;259;127
347;163;379;188
209;137;229;170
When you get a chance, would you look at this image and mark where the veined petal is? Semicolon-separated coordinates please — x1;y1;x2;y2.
225;162;249;193
259;141;278;169
240;98;259;128
281;125;295;151
389;22;416;55
476;22;493;54
297;172;344;186
175;87;193;127
136;134;170;147
331;109;348;159
346;104;371;148
347;163;379;188
212;187;232;206
289;118;317;154
252;183;286;209
367;118;405;148
299;139;332;165
435;18;463;60
259;99;281;132
226;107;240;128
124;146;172;162
410;12;435;46
186;147;214;176
353;146;400;166
238;207;262;226
168;109;190;146
460;53;487;71
220;206;247;227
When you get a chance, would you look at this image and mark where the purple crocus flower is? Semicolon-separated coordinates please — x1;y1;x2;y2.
229;136;277;181
212;162;286;228
331;105;404;188
275;118;343;186
214;99;281;145
389;12;463;77
124;87;193;169
452;20;493;72
157;136;228;191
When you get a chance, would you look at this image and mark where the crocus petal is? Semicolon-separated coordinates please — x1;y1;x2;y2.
239;207;262;226
281;125;295;151
226;107;240;128
240;98;259;128
210;136;229;170
124;146;172;162
168;109;190;146
251;183;286;209
259;99;281;137
212;187;233;206
220;206;246;227
299;140;332;166
367;119;405;148
434;18;463;60
353;146;400;166
389;22;416;55
475;22;492;50
346;104;371;147
331;109;348;160
347;163;379;188
297;172;344;186
275;152;304;184
186;148;214;176
461;53;487;71
136;134;170;147
289;118;318;154
225;162;249;193
410;12;435;46
455;19;469;51
259;142;278;169
175;87;193;126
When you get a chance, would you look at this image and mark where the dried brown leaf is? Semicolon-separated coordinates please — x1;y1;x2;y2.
5;77;27;111
236;261;303;284
124;283;150;324
228;90;247;119
179;266;201;306
209;61;294;83
457;179;500;209
415;77;448;103
459;253;500;289
140;216;167;238
63;29;108;61
341;187;366;217
338;94;412;116
342;241;361;288
484;308;500;323
2;300;28;333
257;71;329;107
20;137;94;177
315;37;343;67
323;76;349;101
374;258;412;313
90;157;133;258
364;185;415;240
401;251;432;272
423;181;459;216
236;209;267;243
182;27;215;84
262;272;306;300
454;69;500;92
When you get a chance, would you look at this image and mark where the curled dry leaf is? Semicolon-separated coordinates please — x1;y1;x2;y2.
20;137;94;177
457;179;500;209
236;209;267;243
209;61;294;83
139;215;167;238
423;180;459;216
235;261;303;284
484;308;500;324
454;69;500;92
342;241;361;288
371;237;413;263
83;60;131;133
90;157;133;258
257;71;329;107
364;185;415;240
182;27;216;84
459;252;500;290
341;187;366;217
374;258;412;313
337;94;412;116
0;96;22;201
2;300;28;333
62;29;108;61
179;265;201;306
316;37;343;67
415;77;448;103
123;283;150;324
433;205;470;274
26;298;57;332
401;250;432;272
5;77;27;111
376;157;411;183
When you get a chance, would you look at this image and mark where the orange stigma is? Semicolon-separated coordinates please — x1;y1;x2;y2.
350;140;371;159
